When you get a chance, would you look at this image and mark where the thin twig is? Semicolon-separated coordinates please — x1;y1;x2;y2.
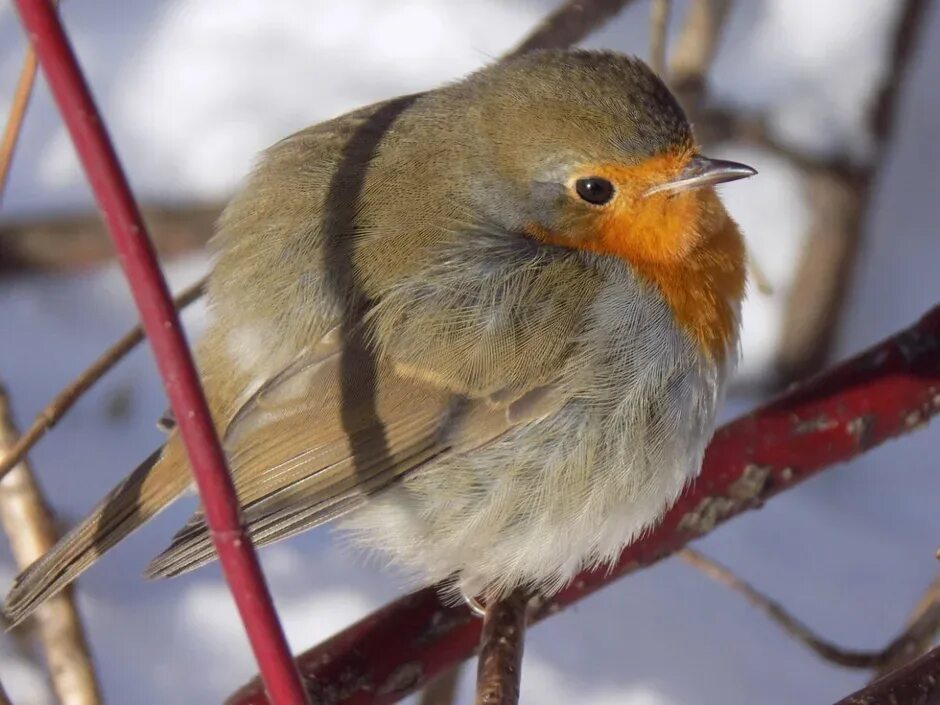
0;679;12;705
0;388;101;705
667;0;732;108
648;0;671;76
0;24;39;204
505;0;638;59
776;0;930;382
872;575;940;680
679;549;940;670
0;203;219;273
0;276;206;481
0;0;60;204
475;590;529;705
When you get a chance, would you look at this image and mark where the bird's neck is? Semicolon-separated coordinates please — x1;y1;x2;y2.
528;192;746;363
628;215;746;363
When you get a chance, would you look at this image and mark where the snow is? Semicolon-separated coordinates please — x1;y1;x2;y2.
1;1;938;703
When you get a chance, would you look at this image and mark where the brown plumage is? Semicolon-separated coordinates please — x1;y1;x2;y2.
4;50;754;625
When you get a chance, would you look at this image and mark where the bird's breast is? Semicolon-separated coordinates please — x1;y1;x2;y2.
339;258;731;598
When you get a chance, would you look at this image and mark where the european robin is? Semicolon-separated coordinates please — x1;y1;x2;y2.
4;50;754;623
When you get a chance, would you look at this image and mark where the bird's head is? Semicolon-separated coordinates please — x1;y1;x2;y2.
455;50;755;358
463;50;754;266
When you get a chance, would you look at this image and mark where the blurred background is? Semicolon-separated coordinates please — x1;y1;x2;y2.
0;1;938;703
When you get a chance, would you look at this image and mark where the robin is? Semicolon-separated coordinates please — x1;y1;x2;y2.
4;49;754;623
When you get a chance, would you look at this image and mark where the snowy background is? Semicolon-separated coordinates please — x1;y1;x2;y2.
1;1;939;703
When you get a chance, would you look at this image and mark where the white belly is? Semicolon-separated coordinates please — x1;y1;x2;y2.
339;263;730;599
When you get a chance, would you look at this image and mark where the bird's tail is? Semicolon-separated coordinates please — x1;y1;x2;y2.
3;438;191;626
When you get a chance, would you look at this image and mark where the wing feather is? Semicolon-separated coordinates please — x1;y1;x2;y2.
145;330;529;578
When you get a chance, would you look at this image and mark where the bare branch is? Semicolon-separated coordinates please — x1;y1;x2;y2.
668;0;732;108
680;549;940;670
475;591;529;705
505;0;638;60
872;575;940;680
0;388;101;704
1;0;61;204
648;0;671;76
0;276;206;480
0;204;218;273
0;21;40;203
776;0;930;382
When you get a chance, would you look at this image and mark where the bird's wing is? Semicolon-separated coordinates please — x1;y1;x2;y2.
146;326;564;578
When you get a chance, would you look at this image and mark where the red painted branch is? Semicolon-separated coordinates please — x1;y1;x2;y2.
10;3;308;703
229;305;940;705
833;646;940;705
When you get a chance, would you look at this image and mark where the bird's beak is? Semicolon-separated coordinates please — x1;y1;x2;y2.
645;155;757;197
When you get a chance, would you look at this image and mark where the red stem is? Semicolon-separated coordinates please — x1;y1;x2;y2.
229;305;940;705
10;3;308;703
833;645;940;704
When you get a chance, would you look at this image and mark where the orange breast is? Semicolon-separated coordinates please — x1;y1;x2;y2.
531;160;746;362
621;212;746;362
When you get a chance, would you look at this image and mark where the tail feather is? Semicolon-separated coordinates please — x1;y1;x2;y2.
3;440;190;626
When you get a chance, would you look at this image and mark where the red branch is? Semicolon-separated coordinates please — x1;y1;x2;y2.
229;305;940;705
833;645;940;705
11;3;307;703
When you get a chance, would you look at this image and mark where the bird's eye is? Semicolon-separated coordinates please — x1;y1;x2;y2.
575;177;615;205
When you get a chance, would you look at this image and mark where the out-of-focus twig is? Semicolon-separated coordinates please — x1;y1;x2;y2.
872;575;940;680
833;646;940;705
667;0;732;110
679;549;940;671
649;0;671;76
0;0;61;204
0;204;219;273
505;0;638;59
776;0;930;382
0;276;207;481
0;22;40;204
0;388;101;705
0;679;12;705
475;591;528;705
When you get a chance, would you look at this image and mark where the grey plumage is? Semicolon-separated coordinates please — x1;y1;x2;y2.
4;50;746;625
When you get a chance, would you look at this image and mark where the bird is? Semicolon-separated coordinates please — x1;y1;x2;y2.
4;49;754;625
